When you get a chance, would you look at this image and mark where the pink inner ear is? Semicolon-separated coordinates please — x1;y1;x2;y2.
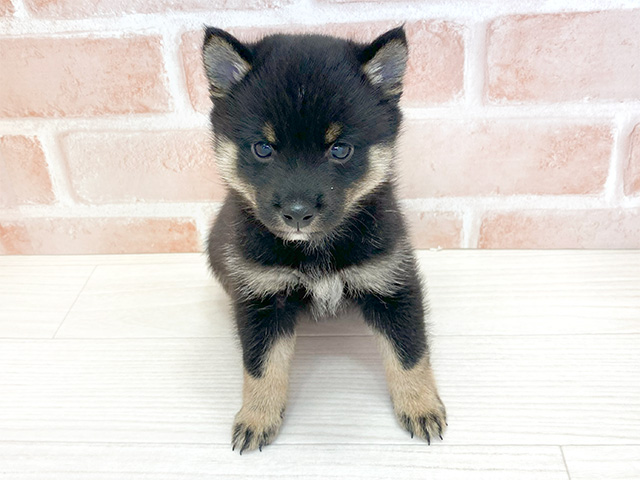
225;63;241;82
363;40;407;96
203;31;252;95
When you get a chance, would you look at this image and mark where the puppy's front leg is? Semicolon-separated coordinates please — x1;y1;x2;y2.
232;291;301;454
359;280;447;443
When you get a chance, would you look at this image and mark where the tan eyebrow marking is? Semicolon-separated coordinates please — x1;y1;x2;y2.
325;122;343;144
262;122;277;144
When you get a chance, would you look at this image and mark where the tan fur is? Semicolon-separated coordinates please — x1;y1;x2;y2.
341;242;412;298
223;244;301;298
224;243;344;316
345;143;393;210
325;122;343;144
375;333;447;443
224;241;412;317
232;335;297;453
214;135;258;207
262;122;277;144
214;136;393;229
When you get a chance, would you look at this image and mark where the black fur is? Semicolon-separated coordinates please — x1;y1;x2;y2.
203;25;442;451
210;184;425;376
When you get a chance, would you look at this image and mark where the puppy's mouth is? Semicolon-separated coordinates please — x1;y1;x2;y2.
273;228;325;242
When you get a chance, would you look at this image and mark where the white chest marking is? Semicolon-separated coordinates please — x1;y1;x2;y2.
309;274;344;317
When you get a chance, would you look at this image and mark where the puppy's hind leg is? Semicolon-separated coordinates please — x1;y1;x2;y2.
231;291;302;454
358;277;447;443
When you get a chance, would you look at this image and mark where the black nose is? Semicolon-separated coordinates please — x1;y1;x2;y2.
282;202;315;229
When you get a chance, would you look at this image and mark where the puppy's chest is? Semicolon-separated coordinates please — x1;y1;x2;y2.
303;272;345;317
230;249;406;314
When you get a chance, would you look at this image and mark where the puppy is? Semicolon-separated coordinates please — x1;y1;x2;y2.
203;25;446;454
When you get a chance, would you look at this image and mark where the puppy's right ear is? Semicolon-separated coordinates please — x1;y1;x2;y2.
202;27;252;98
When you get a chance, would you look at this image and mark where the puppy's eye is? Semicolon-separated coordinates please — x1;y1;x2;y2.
330;142;353;162
252;142;273;160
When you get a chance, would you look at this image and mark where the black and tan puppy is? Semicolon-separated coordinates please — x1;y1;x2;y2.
203;25;446;454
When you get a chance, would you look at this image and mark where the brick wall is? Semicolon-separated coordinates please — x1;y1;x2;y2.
1;0;639;254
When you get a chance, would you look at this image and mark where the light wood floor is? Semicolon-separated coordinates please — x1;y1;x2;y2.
1;250;639;479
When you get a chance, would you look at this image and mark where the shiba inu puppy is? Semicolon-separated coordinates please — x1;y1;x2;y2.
203;25;446;454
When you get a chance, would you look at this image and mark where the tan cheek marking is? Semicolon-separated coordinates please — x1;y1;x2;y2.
214;135;258;207
345;143;393;209
325;122;343;144
262;122;277;144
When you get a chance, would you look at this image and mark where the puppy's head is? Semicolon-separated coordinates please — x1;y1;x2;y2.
203;26;407;242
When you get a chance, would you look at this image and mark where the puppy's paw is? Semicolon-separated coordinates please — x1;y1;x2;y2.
394;394;447;444
231;407;284;454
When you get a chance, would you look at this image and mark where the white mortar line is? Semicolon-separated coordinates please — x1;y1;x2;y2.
3;193;638;227
403;103;638;120
604;113;634;205
161;26;197;116
463;21;487;108
621;196;640;208
400;194;613;212
620;114;640;204
0;202;221;221
461;208;480;248
0;142;13;204
9;0;28;18
0;26;168;39
0;114;209;135
195;203;221;249
6;192;633;217
36;127;76;207
194;215;209;250
1;1;638;36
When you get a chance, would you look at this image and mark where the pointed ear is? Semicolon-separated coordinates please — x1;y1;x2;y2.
359;26;408;98
202;27;252;98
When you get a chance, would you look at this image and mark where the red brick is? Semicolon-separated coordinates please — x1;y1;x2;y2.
0;0;13;15
625;124;640;196
398;120;612;198
0;136;54;206
487;11;640;102
478;210;640;248
182;20;464;113
403;21;464;104
60;130;223;204
0;37;170;117
25;0;290;18
181;31;208;114
0;218;199;254
404;210;462;249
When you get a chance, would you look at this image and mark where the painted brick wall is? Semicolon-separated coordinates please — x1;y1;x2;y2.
0;0;639;254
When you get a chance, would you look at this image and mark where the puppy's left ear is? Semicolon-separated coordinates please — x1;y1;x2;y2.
359;26;408;98
202;27;253;99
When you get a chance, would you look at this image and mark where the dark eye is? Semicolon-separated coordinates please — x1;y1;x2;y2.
252;142;273;160
330;142;353;162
